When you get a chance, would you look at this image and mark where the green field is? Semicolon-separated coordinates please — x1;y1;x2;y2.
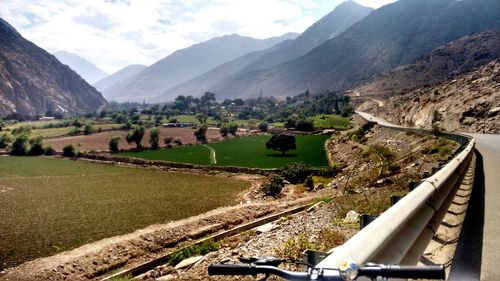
121;135;330;168
0;157;249;270
309;114;350;129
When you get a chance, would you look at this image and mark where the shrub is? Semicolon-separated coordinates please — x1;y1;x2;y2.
304;175;315;191
173;138;183;145
258;122;268;132
68;128;80;136
109;136;121;152
229;123;238;136
220;124;229;137
0;133;11;148
261;174;285;196
72;119;83;128
296;120;314;132
279;162;312;184
318;164;341;177
44;146;56;156
126;126;145;149
168;239;219;266
62;144;77;157
164;137;173;144
10;134;29;155
28;136;44;156
194;125;207;143
348;121;375;144
83;124;93;135
11;125;32;135
149;128;160;150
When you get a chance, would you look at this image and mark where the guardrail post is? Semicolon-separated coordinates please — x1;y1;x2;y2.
359;214;378;230
391;195;404;206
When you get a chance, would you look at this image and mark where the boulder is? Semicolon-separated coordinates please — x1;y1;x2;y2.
174;256;204;270
344;210;359;223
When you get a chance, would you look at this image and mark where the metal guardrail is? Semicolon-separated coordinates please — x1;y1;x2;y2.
317;112;475;271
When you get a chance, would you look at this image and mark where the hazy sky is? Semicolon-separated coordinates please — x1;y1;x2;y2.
1;0;397;74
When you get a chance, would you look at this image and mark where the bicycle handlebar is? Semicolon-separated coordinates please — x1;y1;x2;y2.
208;263;445;280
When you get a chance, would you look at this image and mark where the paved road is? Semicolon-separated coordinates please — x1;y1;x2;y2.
469;134;500;281
356;111;500;280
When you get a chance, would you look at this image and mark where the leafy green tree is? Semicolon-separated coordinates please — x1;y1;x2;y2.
109;136;121;152
28;136;44;156
296;120;314;132
258;122;268;132
220;124;229;137
10;134;29;155
83;124;93;135
126;126;145;149
266;134;296;155
195;113;207;125
149;128;160;150
62;144;77;157
194;125;208;143
0;133;11;149
229;123;238;136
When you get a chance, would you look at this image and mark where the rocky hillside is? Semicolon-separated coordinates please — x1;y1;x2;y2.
354;30;500;99
157;0;372;102
0;18;107;117
53;51;108;84
361;60;500;133
206;0;500;99
103;33;298;102
93;64;146;94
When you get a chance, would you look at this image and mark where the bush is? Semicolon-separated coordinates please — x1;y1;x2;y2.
261;174;285;196
149;128;160;150
194;125;207;143
44;146;56;156
11;125;32;135
10;134;29;155
318;164;341;177
168;239;219;266
296;120;314;132
219;125;229;137
229;123;238;136
126;126;145;149
68;128;80;136
258;122;268;132
109;136;121;152
164;137;173;144
304;175;314;191
62;144;77;157
83;124;93;135
0;133;11;148
28;136;44;156
279;162;312;184
173;138;183;145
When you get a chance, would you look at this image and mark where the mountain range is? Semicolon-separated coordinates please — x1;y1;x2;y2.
188;0;500;100
93;64;146;93
155;0;373;102
0;18;107;117
102;33;298;102
53;51;108;84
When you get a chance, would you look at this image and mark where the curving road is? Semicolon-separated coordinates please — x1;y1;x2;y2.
356;111;500;280
468;133;500;281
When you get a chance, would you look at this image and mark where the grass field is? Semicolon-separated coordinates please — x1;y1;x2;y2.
121;135;330;168
0;157;249;270
309;114;350;129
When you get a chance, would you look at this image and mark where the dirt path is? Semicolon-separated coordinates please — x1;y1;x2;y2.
204;145;217;164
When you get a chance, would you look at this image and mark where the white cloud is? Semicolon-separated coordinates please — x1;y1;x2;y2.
0;0;397;74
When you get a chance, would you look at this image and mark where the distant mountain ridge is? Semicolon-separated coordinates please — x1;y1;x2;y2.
53;51;108;84
93;64;146;94
103;33;298;102
0;18;107;116
203;0;500;100
156;0;373;102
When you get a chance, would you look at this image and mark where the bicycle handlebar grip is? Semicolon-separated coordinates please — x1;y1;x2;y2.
208;264;256;276
360;265;446;280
